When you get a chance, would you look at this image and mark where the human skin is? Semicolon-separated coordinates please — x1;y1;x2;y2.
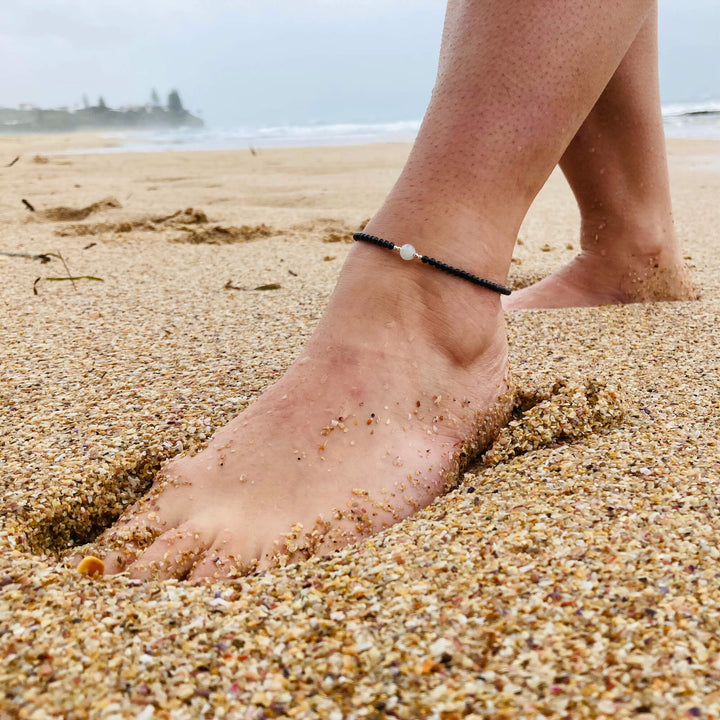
505;4;695;309
98;0;664;580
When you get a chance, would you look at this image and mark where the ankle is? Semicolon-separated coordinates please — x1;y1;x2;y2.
331;241;507;372
578;209;681;268
363;190;517;285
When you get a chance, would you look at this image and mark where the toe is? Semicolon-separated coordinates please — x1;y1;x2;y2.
99;509;168;575
188;530;257;581
188;551;245;581
126;524;210;580
102;549;137;575
98;476;189;575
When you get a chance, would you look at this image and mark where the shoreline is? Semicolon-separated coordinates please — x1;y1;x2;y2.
2;104;719;157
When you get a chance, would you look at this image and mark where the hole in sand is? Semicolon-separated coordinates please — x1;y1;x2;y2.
20;447;179;557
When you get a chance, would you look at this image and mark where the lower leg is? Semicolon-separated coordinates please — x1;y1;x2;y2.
506;4;696;309
98;0;655;580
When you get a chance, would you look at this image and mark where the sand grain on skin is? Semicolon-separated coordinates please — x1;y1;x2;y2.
1;138;720;718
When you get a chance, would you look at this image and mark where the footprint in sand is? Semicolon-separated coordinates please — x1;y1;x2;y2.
18;375;623;568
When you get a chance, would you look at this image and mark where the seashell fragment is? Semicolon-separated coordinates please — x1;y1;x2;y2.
76;556;105;577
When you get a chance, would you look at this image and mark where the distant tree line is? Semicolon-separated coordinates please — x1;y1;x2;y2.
0;89;201;134
81;89;186;113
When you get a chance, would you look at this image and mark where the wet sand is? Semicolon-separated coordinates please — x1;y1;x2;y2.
1;137;720;718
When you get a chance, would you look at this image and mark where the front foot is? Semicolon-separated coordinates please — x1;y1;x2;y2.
98;353;511;581
94;248;512;581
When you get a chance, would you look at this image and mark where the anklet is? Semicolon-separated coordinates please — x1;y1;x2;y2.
353;232;511;295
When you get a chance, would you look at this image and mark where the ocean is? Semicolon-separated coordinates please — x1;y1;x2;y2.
83;119;422;154
63;101;720;155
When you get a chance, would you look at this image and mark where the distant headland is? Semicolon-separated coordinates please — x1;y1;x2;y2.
0;89;203;135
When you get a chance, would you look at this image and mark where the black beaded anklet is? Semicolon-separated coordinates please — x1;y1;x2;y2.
353;232;512;296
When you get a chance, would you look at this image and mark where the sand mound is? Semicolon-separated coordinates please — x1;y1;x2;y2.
289;217;367;244
53;208;274;245
173;223;274;245
482;377;626;467
152;207;208;225
54;212;366;246
36;196;122;222
54;206;208;237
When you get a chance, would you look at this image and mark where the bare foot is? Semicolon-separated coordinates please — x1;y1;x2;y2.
505;218;697;310
98;241;512;580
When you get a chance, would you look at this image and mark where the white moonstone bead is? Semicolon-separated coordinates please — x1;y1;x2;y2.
399;243;416;261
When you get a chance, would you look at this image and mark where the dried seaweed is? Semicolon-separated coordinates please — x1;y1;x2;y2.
31;251;103;295
0;250;52;263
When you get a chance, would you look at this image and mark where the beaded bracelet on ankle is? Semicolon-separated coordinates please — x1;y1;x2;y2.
353;232;512;296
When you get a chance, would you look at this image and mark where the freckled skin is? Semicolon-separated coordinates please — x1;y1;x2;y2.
96;0;682;580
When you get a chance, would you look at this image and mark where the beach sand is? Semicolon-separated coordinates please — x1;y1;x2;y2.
1;136;719;718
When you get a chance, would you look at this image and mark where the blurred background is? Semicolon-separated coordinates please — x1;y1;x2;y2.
1;0;718;149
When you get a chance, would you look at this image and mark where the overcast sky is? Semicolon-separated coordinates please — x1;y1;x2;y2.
1;1;718;128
